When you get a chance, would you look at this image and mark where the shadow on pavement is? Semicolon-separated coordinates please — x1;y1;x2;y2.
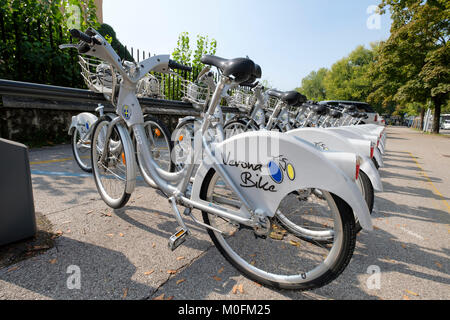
0;236;154;299
113;205;213;251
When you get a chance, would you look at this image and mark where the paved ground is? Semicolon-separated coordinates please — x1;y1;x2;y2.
0;126;449;300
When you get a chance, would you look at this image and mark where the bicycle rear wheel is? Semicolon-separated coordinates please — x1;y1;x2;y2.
91;116;134;208
200;169;356;290
71;126;92;172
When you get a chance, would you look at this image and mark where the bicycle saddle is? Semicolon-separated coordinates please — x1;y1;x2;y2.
201;55;261;84
240;76;259;88
311;104;328;115
266;90;303;106
328;108;342;118
340;104;356;112
291;93;307;107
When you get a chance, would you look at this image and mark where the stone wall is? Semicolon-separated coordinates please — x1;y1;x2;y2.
0;96;191;147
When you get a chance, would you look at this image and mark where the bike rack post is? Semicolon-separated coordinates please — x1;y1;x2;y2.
0;138;36;246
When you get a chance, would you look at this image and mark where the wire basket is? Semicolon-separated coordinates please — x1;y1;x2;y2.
136;74;165;99
180;80;210;106
78;56;116;98
266;95;280;111
229;90;256;113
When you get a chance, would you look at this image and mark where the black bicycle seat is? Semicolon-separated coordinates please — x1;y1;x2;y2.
311;104;327;115
266;90;304;106
328;109;342;118
201;55;260;84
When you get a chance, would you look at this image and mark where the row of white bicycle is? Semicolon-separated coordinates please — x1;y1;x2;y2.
61;27;386;291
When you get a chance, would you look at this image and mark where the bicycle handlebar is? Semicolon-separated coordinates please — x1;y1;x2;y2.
168;59;192;72
70;29;94;43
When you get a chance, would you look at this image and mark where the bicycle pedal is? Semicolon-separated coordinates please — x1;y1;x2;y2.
168;228;188;251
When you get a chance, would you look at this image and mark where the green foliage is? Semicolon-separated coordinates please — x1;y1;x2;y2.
0;0;99;87
193;35;217;69
172;32;217;68
97;23;133;61
166;32;217;101
323;45;376;103
297;68;328;101
297;45;380;110
373;0;449;131
172;32;192;66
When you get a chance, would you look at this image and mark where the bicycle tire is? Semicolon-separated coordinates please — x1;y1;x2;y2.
91;116;133;209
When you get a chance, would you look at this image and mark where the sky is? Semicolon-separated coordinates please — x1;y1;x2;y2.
103;0;392;91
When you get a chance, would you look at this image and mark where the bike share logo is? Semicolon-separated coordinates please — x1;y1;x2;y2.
223;153;295;192
122;105;131;120
314;141;329;151
268;157;295;184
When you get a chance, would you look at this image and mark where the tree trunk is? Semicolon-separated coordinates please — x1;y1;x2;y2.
432;96;442;134
419;108;425;130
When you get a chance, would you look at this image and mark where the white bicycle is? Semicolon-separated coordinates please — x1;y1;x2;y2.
61;28;372;290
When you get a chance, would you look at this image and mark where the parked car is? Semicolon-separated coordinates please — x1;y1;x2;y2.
441;120;450;130
318;100;382;125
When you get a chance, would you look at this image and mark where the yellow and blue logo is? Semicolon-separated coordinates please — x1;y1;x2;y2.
122;105;131;120
268;159;295;184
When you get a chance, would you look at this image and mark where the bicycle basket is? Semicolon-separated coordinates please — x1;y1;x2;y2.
266;95;280;112
181;80;210;106
78;56;115;97
229;90;256;113
136;74;165;99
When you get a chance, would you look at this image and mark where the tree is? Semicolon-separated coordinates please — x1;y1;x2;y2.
172;32;217;69
0;0;99;87
192;35;217;69
297;68;328;101
171;32;192;66
97;23;133;61
323;45;376;104
374;0;449;133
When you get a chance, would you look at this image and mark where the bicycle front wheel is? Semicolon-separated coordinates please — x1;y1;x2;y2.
91;116;134;208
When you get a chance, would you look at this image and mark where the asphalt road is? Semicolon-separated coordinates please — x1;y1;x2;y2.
0;126;449;300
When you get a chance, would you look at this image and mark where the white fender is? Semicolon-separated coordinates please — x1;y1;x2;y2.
360;156;383;192
286;128;382;192
325;127;382;154
191;131;373;231
373;147;384;168
354;124;384;137
286;128;371;158
68;112;98;135
378;138;385;154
